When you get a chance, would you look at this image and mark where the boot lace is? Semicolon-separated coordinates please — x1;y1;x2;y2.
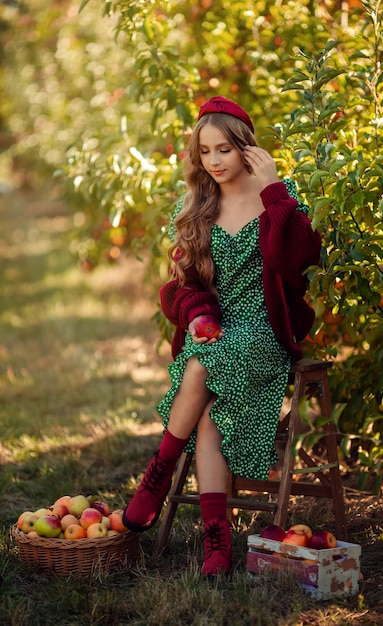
203;521;228;557
139;451;171;497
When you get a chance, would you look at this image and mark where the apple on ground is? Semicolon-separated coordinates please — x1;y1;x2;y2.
109;509;128;533
308;530;337;549
193;315;221;339
67;495;90;517
260;524;286;542
17;511;39;533
34;515;62;538
288;524;312;540
64;524;87;540
60;514;80;530
91;500;111;517
282;528;309;547
79;507;102;529
86;522;108;539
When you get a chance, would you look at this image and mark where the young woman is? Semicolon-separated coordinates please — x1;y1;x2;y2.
122;96;322;576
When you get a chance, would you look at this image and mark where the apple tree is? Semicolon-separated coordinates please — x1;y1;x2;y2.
64;0;382;491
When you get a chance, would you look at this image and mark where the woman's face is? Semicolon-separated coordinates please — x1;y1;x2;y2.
198;123;247;185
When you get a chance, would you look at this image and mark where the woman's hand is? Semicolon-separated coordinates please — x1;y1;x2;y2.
188;316;224;344
243;146;279;189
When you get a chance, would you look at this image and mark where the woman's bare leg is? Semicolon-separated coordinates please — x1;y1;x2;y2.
195;401;227;493
123;356;213;531
167;356;213;439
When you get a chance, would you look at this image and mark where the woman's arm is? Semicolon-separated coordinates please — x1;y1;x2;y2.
259;182;322;288
159;263;221;330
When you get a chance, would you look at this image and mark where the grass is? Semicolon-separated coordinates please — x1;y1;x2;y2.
1;185;383;625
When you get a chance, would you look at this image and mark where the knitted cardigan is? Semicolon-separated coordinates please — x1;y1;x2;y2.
159;181;322;361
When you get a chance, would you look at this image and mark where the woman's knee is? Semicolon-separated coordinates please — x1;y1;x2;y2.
183;356;208;385
197;403;220;438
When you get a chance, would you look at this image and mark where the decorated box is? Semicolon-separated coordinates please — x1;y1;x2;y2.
247;534;361;599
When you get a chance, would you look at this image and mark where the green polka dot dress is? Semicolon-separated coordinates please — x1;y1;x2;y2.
157;215;292;481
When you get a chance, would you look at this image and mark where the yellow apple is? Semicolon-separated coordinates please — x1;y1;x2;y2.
64;524;87;540
288;523;312;539
67;495;90;517
60;514;80;530
34;508;51;519
101;515;111;530
17;511;39;533
86;522;108;539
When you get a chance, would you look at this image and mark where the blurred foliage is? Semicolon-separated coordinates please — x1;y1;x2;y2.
0;0;382;491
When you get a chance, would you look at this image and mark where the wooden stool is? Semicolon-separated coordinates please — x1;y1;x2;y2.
153;358;347;556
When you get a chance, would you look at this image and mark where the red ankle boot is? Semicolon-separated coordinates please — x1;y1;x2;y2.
201;518;232;577
122;450;176;532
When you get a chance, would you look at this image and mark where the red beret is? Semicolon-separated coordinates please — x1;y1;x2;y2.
198;96;254;133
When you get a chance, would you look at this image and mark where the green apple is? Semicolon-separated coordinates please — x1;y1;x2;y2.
34;515;62;538
67;494;90;517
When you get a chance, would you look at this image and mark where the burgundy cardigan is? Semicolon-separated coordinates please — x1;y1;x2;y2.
159;182;322;361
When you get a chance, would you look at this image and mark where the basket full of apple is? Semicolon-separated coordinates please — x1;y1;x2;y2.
12;494;140;576
247;522;361;599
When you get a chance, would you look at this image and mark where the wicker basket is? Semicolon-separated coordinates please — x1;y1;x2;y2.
11;525;140;577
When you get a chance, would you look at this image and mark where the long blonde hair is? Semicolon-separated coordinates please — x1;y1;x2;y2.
169;113;257;292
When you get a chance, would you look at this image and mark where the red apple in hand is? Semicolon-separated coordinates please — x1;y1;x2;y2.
282;528;309;547
260;524;286;542
308;530;337;549
194;315;221;339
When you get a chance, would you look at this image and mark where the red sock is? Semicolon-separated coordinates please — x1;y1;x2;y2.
158;429;188;462
200;492;227;524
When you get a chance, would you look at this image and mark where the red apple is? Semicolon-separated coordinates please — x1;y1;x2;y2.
260;524;286;542
308;530;337;549
86;522;108;539
50;503;70;520
91;500;111;517
79;507;102;529
109;509;128;533
288;523;312;540
194;315;221;339
282;528;309;547
53;495;71;507
34;515;62;538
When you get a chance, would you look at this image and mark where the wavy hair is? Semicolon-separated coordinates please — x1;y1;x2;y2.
169;112;257;292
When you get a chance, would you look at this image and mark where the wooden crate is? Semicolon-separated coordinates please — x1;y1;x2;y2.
247;534;361;599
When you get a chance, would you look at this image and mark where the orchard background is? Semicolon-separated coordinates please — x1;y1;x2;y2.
1;2;382;493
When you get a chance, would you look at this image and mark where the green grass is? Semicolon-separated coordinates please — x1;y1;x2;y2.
0;186;382;625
